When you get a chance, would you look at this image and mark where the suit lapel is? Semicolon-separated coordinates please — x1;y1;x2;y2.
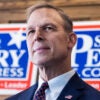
57;73;85;100
19;83;38;100
62;88;82;100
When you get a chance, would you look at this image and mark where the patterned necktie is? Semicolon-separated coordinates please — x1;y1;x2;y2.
33;82;49;100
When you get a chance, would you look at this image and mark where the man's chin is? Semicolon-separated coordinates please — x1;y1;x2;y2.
32;60;47;66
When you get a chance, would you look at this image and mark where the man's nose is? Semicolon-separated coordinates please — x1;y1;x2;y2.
33;27;44;41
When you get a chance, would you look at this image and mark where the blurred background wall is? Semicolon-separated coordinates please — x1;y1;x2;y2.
0;0;100;99
0;0;100;24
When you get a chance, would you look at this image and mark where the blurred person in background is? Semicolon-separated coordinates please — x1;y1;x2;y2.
6;3;100;100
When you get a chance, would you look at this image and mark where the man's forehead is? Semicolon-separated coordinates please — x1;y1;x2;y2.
27;8;63;28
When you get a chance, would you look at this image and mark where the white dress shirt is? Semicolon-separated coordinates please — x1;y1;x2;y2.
38;70;75;100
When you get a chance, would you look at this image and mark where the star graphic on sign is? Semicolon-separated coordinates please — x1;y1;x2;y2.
8;28;26;49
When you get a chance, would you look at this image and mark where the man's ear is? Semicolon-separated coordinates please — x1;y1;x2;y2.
67;32;77;48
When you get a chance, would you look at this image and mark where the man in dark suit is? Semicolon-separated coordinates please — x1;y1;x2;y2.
6;3;100;100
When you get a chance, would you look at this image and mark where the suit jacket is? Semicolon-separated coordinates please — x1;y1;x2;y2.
5;73;100;100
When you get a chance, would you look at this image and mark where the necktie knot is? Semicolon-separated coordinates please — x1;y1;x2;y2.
41;82;49;90
33;82;49;100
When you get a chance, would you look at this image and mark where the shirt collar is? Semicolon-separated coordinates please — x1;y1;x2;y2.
38;69;75;91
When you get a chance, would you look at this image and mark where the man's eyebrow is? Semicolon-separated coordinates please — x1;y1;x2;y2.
40;23;57;28
26;26;35;31
26;23;57;30
27;25;34;29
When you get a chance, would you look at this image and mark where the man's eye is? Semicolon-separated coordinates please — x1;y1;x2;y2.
28;30;35;35
46;26;53;30
44;26;55;32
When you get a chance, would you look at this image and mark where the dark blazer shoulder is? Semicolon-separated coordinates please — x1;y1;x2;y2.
64;73;100;100
5;83;38;100
57;73;100;100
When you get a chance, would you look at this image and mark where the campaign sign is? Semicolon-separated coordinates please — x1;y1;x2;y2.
0;24;34;94
0;21;100;95
72;21;100;90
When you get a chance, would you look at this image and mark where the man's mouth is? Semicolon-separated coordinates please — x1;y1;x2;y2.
33;46;50;52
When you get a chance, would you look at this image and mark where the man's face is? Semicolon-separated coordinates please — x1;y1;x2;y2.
26;8;71;66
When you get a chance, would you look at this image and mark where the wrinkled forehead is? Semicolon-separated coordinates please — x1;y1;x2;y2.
27;8;64;28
